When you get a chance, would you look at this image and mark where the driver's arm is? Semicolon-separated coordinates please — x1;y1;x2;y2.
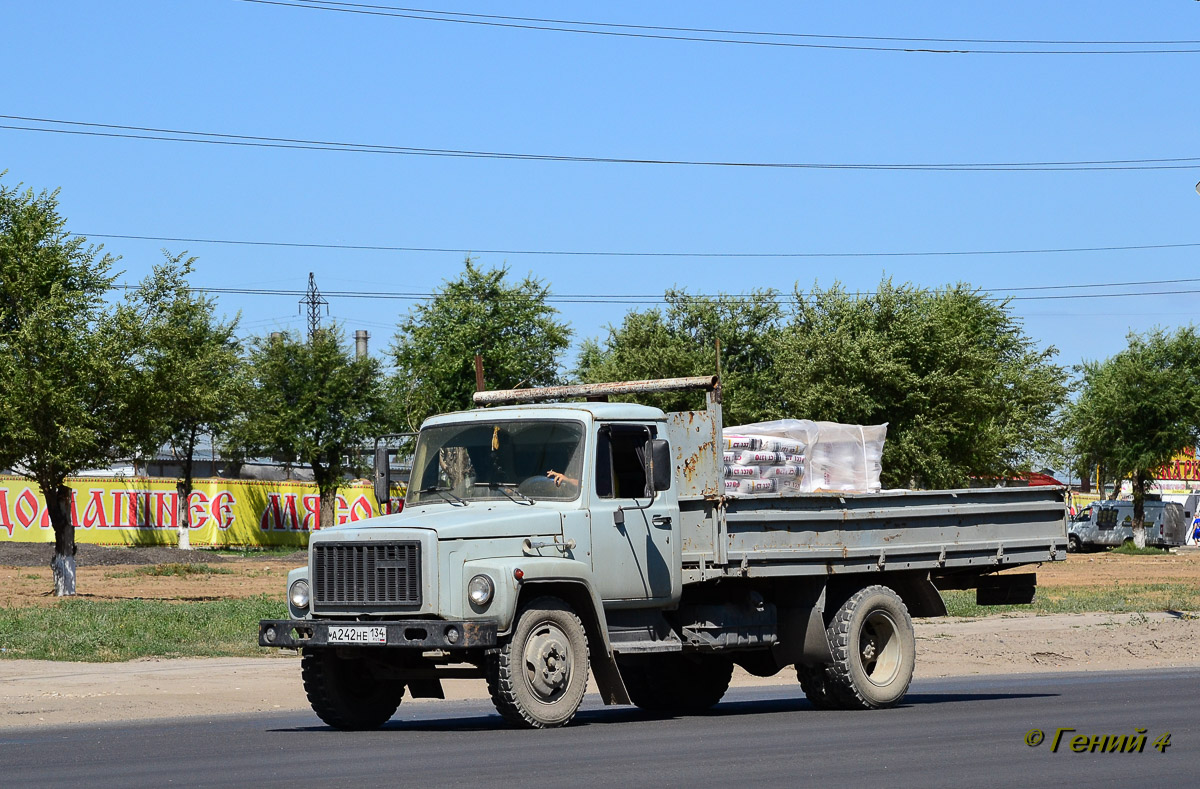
546;470;578;488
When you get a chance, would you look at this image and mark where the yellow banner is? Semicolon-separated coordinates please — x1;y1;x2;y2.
1154;447;1200;483
0;476;407;547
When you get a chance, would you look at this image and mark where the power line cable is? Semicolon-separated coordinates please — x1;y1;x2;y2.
1012;288;1200;302
288;1;1200;47
81;231;1200;259
112;278;1200;305
239;0;1200;55
7;115;1199;171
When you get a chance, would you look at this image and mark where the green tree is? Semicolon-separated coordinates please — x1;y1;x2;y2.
1069;327;1200;546
776;280;1068;489
575;289;783;425
140;253;244;549
233;326;386;529
390;258;571;429
0;180;172;594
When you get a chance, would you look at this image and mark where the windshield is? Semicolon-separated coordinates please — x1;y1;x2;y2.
407;419;586;505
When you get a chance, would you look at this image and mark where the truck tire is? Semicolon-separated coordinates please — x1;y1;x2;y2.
796;663;842;710
1067;535;1081;553
486;596;590;728
620;654;734;713
823;585;915;710
301;649;404;730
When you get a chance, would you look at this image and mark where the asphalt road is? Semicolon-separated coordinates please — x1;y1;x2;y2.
2;669;1195;788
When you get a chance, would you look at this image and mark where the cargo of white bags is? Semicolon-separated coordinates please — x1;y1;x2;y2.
721;419;886;496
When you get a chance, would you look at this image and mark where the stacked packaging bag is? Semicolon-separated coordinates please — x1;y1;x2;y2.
721;427;811;496
722;419;886;496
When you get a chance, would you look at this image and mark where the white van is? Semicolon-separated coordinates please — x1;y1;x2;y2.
1067;500;1187;551
1178;493;1200;546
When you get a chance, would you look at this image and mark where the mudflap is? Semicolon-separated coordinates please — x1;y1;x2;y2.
592;647;632;705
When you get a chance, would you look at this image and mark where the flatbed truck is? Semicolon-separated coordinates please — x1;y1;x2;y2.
259;376;1067;728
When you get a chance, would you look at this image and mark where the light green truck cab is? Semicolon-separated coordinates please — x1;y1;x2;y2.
261;376;1068;730
263;395;688;729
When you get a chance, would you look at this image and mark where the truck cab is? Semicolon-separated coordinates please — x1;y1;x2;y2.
262;397;686;728
396;402;681;618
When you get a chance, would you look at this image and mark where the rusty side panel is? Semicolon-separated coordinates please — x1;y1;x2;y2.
669;409;724;567
666;409;722;500
716;487;1067;576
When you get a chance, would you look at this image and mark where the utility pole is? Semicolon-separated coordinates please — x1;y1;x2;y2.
299;272;329;341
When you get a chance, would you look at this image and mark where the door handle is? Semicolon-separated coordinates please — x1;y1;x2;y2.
652;515;672;527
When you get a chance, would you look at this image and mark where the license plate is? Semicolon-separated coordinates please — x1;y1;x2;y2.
327;625;387;644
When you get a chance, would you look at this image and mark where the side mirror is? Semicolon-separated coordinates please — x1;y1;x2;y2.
645;438;671;493
374;445;392;511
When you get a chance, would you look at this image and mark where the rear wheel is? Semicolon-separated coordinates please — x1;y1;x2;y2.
301;649;404;730
822;585;915;710
621;654;733;713
486;596;590;728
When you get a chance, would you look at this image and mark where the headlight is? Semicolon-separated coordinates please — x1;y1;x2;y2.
289;579;310;610
468;574;494;607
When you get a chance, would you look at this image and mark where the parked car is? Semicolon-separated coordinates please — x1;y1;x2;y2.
1068;500;1186;551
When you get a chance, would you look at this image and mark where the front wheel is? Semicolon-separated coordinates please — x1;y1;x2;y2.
301;649;404;730
486;596;590;728
1067;535;1081;553
823;585;915;710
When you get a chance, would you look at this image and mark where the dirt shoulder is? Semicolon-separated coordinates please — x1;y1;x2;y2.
0;544;301;607
2;545;1198;729
4;546;1198;608
0;542;307;568
2;611;1197;730
1004;547;1200;587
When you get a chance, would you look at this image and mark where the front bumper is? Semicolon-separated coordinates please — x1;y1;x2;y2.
258;618;497;649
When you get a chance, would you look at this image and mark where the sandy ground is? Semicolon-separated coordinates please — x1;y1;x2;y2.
2;545;1197;606
1;611;1197;730
1005;547;1200;587
0;544;300;607
1;545;1198;729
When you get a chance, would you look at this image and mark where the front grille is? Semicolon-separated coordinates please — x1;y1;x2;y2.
313;542;421;608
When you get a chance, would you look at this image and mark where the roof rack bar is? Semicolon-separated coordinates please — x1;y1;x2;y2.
472;375;719;407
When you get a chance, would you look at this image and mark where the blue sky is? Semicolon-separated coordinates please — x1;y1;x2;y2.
4;1;1199;374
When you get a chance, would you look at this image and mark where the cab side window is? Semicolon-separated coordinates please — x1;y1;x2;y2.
595;424;655;499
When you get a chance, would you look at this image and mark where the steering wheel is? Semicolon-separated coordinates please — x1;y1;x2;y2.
518;474;568;498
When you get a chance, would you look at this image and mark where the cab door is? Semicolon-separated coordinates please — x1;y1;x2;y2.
587;422;677;604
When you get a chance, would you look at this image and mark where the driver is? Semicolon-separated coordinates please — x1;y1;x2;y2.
545;469;579;490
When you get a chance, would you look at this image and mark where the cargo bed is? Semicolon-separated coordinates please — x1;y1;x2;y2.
680;486;1067;583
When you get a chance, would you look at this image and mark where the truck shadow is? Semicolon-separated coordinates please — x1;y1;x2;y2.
273;690;1057;734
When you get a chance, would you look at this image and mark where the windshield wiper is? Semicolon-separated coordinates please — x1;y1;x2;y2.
475;481;535;505
420;486;467;506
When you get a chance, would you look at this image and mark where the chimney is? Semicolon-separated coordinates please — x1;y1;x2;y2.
355;330;370;359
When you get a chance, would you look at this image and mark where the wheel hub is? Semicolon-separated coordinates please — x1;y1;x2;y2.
524;625;572;700
860;611;900;687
